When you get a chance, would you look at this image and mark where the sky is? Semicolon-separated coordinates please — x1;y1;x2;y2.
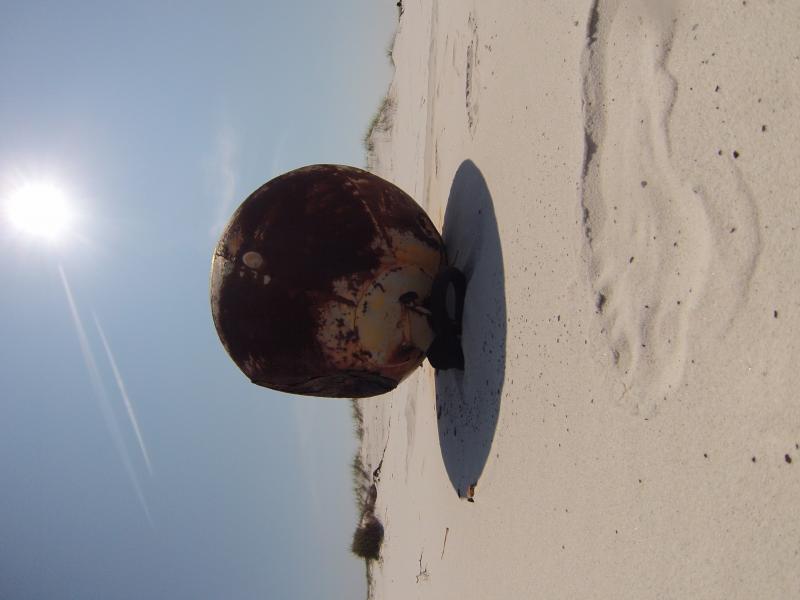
0;1;396;597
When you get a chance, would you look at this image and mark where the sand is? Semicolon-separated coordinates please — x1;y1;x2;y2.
358;1;800;597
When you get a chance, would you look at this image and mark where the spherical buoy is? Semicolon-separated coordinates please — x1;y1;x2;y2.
210;164;449;398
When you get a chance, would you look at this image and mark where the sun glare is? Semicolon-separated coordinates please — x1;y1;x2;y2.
6;182;73;241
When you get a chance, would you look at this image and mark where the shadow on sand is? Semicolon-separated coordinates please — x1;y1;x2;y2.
435;160;506;498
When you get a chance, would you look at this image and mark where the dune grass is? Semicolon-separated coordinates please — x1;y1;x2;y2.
350;398;365;440
362;94;395;157
349;399;384;592
351;454;371;514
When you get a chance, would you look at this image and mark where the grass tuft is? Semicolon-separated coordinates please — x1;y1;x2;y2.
385;31;397;67
351;455;371;514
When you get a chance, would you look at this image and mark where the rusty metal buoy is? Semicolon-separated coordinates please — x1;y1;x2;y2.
210;164;463;398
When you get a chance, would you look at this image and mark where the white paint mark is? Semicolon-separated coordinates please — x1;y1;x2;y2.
243;251;263;269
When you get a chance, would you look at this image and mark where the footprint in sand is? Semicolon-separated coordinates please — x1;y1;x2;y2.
465;12;480;136
580;0;760;416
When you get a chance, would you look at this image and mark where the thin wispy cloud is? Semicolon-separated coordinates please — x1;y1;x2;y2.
209;123;239;239
93;312;154;476
207;124;291;240
290;398;323;522
58;265;154;527
269;129;288;180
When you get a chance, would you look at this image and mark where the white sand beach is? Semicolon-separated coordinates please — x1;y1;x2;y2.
357;0;800;597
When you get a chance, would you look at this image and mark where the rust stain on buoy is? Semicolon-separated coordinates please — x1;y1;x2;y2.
210;164;446;398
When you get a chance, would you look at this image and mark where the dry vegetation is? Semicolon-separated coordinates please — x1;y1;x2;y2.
385;30;397;67
351;511;384;560
349;399;383;594
362;94;395;158
350;27;400;593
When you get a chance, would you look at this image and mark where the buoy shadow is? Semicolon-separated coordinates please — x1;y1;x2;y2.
435;160;506;498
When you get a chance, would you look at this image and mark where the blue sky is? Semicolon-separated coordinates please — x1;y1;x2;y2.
0;1;395;597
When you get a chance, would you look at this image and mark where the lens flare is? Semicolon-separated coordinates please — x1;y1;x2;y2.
6;182;73;240
58;265;154;527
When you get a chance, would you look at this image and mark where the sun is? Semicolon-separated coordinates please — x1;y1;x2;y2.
6;182;74;241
